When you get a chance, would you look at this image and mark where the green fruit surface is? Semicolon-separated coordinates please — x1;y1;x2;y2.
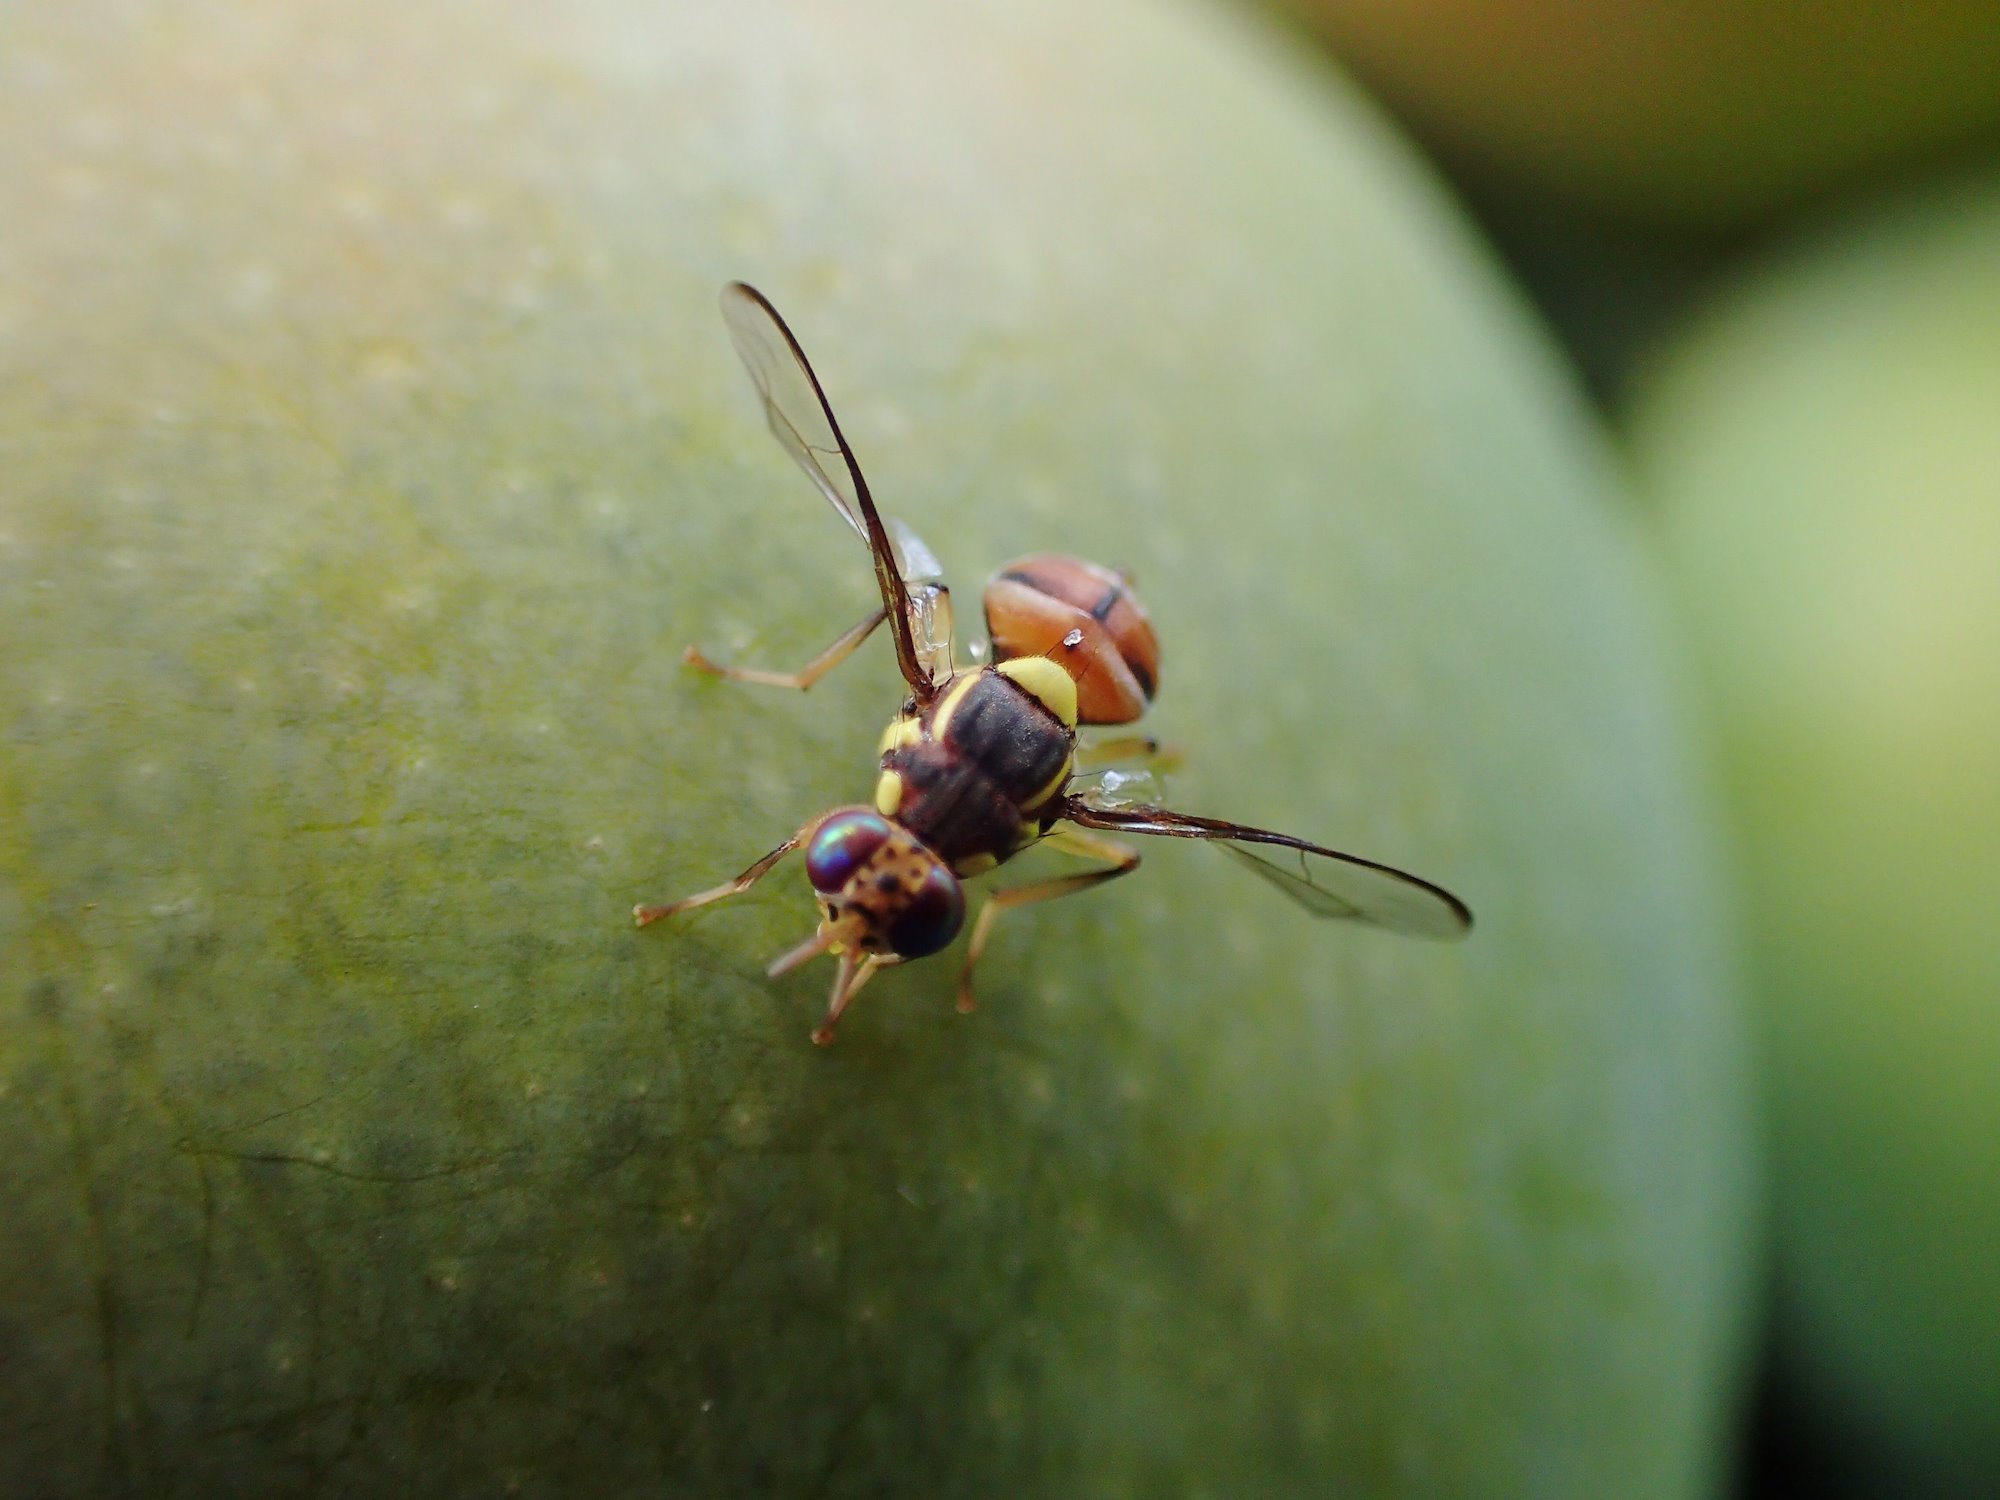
1633;175;2000;1492
0;1;1750;1495
1281;0;2000;230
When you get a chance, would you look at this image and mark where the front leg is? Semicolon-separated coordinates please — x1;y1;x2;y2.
633;815;821;927
812;952;902;1046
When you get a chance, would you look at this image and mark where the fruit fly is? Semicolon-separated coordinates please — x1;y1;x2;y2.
637;282;1472;1044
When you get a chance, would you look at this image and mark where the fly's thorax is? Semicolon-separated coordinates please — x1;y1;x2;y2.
804;807;964;959
871;665;1077;870
983;553;1159;725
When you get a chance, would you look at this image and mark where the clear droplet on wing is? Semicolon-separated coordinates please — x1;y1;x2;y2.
1093;768;1161;807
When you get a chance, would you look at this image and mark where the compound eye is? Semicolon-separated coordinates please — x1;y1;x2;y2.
887;863;965;958
805;809;894;896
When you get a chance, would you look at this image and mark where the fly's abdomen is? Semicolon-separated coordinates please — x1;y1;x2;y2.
984;554;1159;724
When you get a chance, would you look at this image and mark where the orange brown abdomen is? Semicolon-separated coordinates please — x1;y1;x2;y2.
982;554;1159;725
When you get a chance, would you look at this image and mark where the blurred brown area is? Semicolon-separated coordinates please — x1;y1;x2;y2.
1276;0;2000;235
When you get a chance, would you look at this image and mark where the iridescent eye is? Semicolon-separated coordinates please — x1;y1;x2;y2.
887;863;965;958
805;809;894;895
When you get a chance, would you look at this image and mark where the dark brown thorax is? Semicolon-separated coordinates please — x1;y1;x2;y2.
876;664;1077;873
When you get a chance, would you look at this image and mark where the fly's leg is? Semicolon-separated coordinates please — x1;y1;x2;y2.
684;606;887;691
957;826;1138;1014
633;818;818;927
1073;735;1184;773
812;952;901;1046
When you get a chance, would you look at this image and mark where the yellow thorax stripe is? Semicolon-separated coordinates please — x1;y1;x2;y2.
874;769;905;817
1020;750;1074;813
926;672;985;742
876;714;923;757
994;656;1079;730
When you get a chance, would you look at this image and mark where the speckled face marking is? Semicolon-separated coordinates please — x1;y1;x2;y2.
807;810;965;959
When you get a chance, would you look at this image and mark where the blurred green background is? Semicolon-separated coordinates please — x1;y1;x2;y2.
1274;2;2000;1494
1;0;1995;1496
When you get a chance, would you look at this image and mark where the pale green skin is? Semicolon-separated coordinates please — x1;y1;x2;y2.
0;2;1750;1495
1635;176;2000;1494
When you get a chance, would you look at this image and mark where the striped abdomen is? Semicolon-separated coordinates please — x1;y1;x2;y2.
983;553;1159;725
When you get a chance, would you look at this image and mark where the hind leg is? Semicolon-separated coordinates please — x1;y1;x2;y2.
683;607;887;691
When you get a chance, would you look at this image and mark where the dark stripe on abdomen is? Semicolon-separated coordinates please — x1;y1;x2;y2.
1128;653;1155;699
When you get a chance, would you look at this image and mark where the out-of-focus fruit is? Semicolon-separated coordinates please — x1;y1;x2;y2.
1634;173;2000;1492
0;1;1750;1494
1282;0;2000;230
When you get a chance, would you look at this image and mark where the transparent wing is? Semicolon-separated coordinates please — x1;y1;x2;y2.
888;517;943;586
886;518;954;680
1061;796;1472;939
721;281;870;540
719;282;935;695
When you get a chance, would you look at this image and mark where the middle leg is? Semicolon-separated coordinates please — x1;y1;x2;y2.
957;825;1139;1014
1074;734;1180;772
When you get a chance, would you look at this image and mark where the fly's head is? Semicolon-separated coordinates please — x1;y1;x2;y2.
788;807;964;965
